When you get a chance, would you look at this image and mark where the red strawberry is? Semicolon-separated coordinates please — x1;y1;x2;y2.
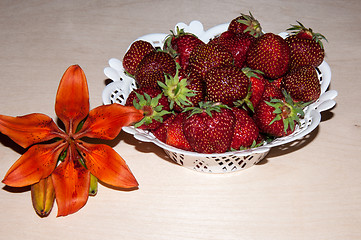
207;35;220;45
151;114;176;143
205;65;250;107
253;91;307;137
285;21;327;70
262;80;284;101
247;69;266;109
185;71;206;108
163;27;205;70
228;12;263;38
268;77;283;89
211;30;255;68
165;112;193;151
125;87;171;130
230;107;260;150
235;67;266;112
183;102;236;153
186;43;234;78
123;40;155;76
134;51;176;88
246;33;290;79
281;65;321;102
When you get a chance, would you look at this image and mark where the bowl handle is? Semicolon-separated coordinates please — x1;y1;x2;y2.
133;132;156;143
308;89;338;113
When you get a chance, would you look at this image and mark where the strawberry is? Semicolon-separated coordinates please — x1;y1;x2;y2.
164;112;193;151
123;40;155;76
230;107;260;150
285;21;327;70
246;33;290;79
234;67;266;112
281;65;321;102
228;12;263;37
185;71;206;108
253;91;308;137
246;69;266;110
205;65;250;107
125;87;171;130
163;27;205;70
210;30;255;68
262;80;284;101
268;77;283;89
158;65;205;112
134;51;176;88
182;102;236;153
151;114;176;143
186;43;234;78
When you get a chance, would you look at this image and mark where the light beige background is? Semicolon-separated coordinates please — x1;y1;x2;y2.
0;0;360;239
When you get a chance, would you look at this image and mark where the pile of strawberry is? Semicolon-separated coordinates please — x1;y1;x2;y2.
121;12;327;154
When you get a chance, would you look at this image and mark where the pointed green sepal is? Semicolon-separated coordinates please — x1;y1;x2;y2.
265;90;309;134
183;101;230;118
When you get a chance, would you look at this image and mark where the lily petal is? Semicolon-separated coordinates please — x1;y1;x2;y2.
55;65;89;134
77;141;138;188
2;141;65;187
0;113;63;149
75;104;143;140
51;147;90;217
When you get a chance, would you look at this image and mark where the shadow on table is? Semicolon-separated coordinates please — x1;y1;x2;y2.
0;133;31;192
121;131;174;164
257;110;335;165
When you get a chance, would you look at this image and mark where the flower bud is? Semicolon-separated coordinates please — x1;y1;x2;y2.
89;174;98;196
31;176;55;217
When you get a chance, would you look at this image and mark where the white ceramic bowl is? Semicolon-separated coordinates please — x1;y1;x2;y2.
102;21;337;174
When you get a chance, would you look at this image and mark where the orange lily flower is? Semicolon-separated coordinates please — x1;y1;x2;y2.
0;65;144;217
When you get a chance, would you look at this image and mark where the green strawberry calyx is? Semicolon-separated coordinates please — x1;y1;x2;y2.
287;21;328;49
265;90;309;133
158;64;197;110
237;11;263;38
132;92;172;128
183;101;230;118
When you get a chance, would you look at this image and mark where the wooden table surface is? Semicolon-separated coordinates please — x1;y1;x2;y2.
0;0;360;239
